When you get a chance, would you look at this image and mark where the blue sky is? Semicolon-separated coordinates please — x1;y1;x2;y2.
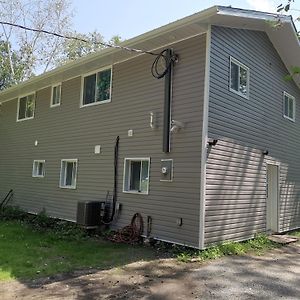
72;0;300;41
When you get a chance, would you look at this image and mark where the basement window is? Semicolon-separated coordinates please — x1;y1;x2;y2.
123;158;150;194
32;160;45;178
51;84;61;107
81;67;112;107
17;93;35;121
230;57;249;98
283;92;295;122
60;159;78;189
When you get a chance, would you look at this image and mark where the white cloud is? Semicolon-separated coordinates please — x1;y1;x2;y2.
247;0;277;13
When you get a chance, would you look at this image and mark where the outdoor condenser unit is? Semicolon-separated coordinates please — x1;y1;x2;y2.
76;201;104;228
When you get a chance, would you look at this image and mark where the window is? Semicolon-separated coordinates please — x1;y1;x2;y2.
123;158;150;194
51;84;61;107
230;57;249;98
17;93;35;121
82;67;112;107
283;92;295;121
32;160;45;178
60;159;78;189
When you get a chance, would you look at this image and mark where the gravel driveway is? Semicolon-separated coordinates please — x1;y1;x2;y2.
0;242;299;299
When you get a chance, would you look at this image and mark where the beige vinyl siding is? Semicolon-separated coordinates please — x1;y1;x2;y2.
205;26;300;246
0;35;206;247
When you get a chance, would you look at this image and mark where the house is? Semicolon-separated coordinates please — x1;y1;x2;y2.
0;6;299;249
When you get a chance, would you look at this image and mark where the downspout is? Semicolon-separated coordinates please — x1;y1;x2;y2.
199;26;211;249
162;49;175;153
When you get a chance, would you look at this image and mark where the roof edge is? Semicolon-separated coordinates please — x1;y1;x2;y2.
0;6;218;100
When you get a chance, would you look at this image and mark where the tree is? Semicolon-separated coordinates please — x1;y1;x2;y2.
54;32;122;66
0;0;73;84
0;40;26;90
0;1;123;90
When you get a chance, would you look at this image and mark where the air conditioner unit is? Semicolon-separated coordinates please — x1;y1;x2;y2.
76;201;104;228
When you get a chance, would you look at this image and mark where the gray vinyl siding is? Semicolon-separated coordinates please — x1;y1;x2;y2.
0;35;206;248
205;26;300;245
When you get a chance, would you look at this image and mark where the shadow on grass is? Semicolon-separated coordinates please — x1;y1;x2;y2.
2;242;299;300
0;220;159;283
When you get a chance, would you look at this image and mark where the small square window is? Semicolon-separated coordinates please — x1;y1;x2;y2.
17;93;35;121
32;160;45;178
60;159;78;189
230;57;249;98
51;84;61;107
123;158;150;194
283;92;295;122
82;67;112;107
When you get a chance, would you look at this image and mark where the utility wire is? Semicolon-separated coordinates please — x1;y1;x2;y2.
0;21;158;56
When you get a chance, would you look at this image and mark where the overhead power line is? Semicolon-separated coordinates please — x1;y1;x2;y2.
0;21;158;56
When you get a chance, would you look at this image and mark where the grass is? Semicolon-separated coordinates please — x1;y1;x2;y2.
289;229;300;237
1;206;299;281
0;220;156;281
177;234;282;263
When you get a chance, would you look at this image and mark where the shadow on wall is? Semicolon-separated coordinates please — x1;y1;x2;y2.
205;137;300;245
280;174;300;231
205;138;267;245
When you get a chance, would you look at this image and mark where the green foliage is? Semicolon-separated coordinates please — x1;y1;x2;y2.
0;41;26;90
0;220;155;280
55;31;105;65
0;206;86;240
288;229;300;237
177;234;280;263
0;206;27;221
177;252;193;262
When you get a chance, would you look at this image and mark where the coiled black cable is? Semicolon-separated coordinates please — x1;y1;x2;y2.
151;49;175;79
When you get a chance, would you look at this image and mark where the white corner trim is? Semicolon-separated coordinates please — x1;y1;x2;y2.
199;27;211;249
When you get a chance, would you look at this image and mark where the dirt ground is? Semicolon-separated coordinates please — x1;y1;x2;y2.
0;242;299;300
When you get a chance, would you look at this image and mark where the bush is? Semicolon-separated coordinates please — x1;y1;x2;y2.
0;206;87;240
0;206;27;221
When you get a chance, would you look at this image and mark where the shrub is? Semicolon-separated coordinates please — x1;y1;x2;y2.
0;206;87;240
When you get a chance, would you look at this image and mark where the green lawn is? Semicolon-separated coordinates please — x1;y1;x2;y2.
0;221;156;281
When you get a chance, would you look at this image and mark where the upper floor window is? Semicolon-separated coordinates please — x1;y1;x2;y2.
32;160;45;178
283;92;295;122
123;158;150;194
230;57;249;98
81;67;112;107
17;93;35;121
51;84;61;107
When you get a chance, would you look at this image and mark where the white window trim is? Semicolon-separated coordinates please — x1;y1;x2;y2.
59;159;78;189
50;83;62;108
16;92;36;122
80;66;113;108
229;56;250;99
283;91;295;122
32;160;45;178
123;157;150;195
